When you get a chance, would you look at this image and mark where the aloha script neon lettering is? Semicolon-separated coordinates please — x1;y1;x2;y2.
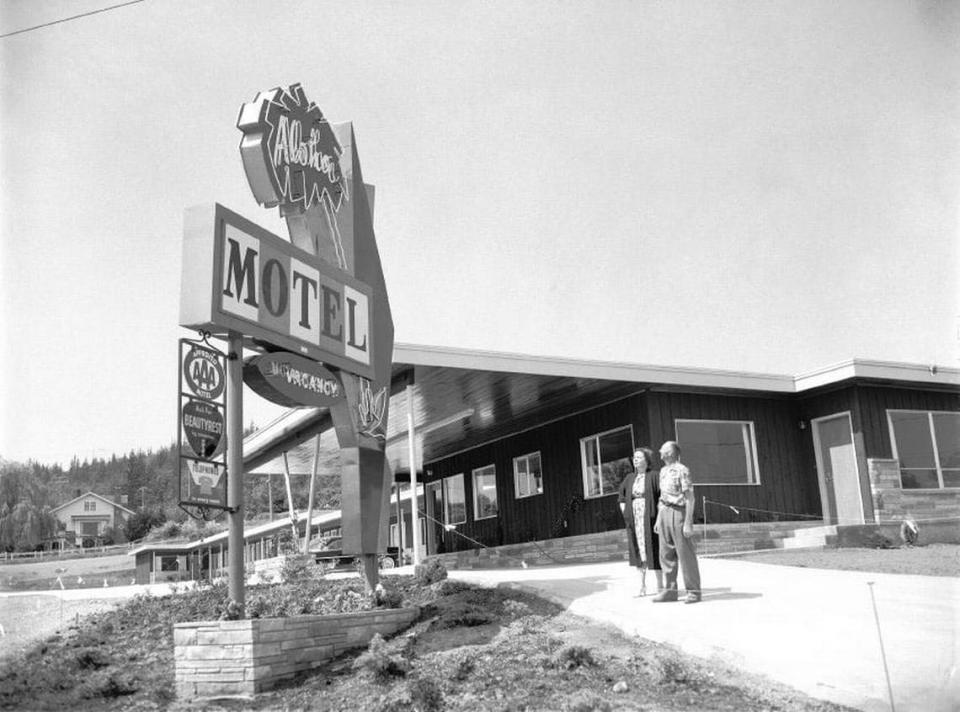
272;115;339;184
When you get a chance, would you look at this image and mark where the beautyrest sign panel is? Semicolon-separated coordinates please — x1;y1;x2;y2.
179;203;375;380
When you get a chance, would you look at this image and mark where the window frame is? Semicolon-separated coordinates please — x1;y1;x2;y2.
579;425;635;499
472;464;499;520
442;474;467;525
674;419;761;486
887;409;960;490
513;451;544;499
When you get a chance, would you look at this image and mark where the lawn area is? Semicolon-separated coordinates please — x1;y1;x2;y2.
734;543;960;577
0;553;136;591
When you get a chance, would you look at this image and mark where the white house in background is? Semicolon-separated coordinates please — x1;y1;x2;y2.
51;491;136;546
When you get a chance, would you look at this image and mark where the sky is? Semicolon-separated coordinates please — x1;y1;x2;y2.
1;0;958;467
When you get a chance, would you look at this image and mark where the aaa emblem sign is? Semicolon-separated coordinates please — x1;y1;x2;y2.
178;339;228;510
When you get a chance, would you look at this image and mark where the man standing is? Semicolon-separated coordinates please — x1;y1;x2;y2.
652;441;701;603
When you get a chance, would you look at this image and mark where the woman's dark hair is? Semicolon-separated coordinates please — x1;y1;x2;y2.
634;446;656;472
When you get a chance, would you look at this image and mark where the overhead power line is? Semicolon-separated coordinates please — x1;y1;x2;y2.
0;0;147;39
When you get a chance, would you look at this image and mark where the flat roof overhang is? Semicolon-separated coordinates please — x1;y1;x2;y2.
243;343;960;479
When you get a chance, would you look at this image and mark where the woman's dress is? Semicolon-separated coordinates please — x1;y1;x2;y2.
631;476;647;565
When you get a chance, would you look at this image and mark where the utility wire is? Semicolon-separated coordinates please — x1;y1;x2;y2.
0;0;147;39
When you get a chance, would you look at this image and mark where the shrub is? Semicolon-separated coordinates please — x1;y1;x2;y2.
376;676;444;712
76;670;138;699
554;644;597;669
436;600;493;628
219;599;244;621
451;654;475;681
374;583;404;608
563;691;612;712
280;554;316;583
430;578;471;596
654;652;694;685
407;676;444;712
73;647;111;670
502;599;531;618
352;633;409;682
414;558;447;585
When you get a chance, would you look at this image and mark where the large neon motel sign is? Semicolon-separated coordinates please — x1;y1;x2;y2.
180;203;374;379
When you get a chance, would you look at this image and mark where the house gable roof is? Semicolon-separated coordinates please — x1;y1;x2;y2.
52;491;137;516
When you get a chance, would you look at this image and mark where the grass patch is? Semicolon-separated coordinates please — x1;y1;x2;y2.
734;542;960;577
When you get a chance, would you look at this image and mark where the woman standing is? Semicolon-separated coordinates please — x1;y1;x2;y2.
618;446;663;595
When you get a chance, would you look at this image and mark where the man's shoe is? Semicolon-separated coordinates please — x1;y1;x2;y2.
652;590;678;603
683;593;701;604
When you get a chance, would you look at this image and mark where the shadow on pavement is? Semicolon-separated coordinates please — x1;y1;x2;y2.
699;587;763;602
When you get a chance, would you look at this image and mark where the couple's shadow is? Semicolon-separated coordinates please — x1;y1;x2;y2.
696;587;762;602
637;587;761;602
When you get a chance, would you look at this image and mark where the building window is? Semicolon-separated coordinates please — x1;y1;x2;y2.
580;425;634;498
159;555;179;572
888;410;960;489
472;465;499;520
675;420;760;485
513;452;543;499
389;523;399;548
443;474;467;525
84;500;96;512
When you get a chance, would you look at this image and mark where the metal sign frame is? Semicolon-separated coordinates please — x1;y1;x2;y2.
178;334;229;511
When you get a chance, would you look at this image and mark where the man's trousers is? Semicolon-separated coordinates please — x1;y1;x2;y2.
657;505;701;595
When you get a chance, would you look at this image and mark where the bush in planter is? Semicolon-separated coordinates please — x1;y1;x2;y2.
414;558;447;585
280;554;317;583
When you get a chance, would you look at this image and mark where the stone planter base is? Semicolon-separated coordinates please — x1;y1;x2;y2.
174;606;419;699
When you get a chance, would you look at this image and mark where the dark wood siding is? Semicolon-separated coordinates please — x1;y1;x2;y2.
422;387;821;550
422;392;648;552
798;385;960;521
647;391;816;525
854;385;960;458
797;386;860;517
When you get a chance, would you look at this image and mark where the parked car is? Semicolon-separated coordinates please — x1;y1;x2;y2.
310;537;399;573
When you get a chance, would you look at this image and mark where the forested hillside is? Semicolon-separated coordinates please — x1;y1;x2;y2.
0;445;342;552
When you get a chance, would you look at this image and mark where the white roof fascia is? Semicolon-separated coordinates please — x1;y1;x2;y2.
396;344;960;394
394;343;797;393
242;407;324;462
794;359;960;392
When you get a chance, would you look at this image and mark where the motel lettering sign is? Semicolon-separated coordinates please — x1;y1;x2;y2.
180;203;375;380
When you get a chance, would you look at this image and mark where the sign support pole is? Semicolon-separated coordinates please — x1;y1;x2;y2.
407;385;421;566
226;330;245;609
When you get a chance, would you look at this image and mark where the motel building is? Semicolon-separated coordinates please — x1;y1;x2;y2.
132;342;959;582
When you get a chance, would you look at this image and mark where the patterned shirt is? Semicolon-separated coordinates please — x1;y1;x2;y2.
659;462;693;508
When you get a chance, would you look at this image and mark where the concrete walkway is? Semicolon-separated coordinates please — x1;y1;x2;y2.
447;558;960;712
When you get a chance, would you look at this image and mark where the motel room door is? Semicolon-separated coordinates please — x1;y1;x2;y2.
812;412;865;525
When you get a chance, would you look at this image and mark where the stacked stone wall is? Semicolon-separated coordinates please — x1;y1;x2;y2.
174;606;418;699
868;459;960;522
434;530;629;570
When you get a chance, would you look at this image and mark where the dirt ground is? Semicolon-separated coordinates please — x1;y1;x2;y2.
0;580;855;712
166;590;850;712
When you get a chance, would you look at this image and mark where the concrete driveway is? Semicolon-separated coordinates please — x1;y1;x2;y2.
448;558;960;712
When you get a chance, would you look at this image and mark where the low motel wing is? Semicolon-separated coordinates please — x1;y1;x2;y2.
133;343;960;581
